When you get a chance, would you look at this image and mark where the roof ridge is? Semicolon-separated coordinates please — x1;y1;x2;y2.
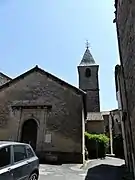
0;72;12;80
0;66;86;95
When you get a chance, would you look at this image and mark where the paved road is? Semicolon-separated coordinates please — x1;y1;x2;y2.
39;157;125;180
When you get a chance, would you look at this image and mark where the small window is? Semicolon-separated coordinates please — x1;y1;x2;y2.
13;145;27;163
85;68;91;77
0;146;11;168
26;145;34;158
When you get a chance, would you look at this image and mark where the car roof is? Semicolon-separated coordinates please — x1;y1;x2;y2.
0;141;29;147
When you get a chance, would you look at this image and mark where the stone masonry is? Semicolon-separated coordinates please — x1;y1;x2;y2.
0;66;86;163
86;90;100;112
0;45;103;163
0;72;11;86
114;0;135;177
78;46;100;112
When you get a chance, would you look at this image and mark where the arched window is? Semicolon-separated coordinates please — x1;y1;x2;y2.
85;68;91;77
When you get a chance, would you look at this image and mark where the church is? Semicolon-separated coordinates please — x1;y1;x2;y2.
0;44;104;163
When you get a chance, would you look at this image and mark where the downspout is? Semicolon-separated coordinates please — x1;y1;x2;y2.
17;107;23;141
109;111;114;155
83;93;87;162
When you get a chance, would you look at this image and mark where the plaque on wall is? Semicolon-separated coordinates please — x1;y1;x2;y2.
45;133;52;143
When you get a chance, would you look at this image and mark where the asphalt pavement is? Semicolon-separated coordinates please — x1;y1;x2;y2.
39;157;125;180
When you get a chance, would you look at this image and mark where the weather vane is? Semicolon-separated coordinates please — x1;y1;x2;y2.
86;40;90;49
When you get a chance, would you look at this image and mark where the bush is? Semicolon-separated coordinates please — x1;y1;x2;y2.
85;132;109;159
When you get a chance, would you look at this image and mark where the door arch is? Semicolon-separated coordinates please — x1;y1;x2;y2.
21;119;38;150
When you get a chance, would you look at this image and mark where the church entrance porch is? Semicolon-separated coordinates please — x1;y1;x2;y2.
21;119;38;150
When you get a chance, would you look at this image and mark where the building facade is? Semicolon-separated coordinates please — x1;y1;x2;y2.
86;112;104;134
115;65;129;168
0;45;103;163
102;109;123;155
114;0;135;176
0;66;86;163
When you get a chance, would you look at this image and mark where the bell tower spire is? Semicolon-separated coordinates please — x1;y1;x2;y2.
77;42;100;112
79;41;96;66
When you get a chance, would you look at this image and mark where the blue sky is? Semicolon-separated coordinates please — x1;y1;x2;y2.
0;0;119;111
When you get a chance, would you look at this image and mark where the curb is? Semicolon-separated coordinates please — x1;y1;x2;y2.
106;154;115;157
80;160;91;169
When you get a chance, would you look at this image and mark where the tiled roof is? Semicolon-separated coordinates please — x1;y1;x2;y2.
79;47;96;66
87;112;103;121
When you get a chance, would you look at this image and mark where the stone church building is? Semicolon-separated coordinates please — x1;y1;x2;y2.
0;45;103;163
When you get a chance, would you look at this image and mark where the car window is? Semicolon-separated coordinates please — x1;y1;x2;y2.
26;145;34;158
0;146;11;168
13;145;27;163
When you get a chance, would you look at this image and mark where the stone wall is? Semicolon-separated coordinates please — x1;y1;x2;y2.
86;91;100;112
102;113;110;137
78;65;100;112
0;70;85;163
0;73;11;86
86;121;104;134
115;65;132;170
115;0;135;174
110;110;121;136
78;65;99;90
116;0;135;115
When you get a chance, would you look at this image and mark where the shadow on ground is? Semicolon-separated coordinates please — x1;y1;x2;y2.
85;164;125;180
39;158;62;165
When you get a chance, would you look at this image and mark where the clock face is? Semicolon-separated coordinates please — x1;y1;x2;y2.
85;68;91;77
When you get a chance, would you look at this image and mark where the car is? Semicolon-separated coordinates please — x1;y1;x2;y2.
0;141;39;180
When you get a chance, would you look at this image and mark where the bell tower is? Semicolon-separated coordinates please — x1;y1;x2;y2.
78;42;100;112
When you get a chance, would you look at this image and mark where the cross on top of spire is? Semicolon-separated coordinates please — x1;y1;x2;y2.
78;40;96;66
86;40;90;49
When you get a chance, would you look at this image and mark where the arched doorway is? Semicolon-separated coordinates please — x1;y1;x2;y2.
21;119;38;150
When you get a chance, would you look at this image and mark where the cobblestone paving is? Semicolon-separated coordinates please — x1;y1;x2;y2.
39;157;125;180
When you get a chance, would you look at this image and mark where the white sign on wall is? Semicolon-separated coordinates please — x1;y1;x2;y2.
45;133;52;143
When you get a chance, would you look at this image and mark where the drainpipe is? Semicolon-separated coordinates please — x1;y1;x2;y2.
109;112;113;155
42;107;48;149
17;107;23;141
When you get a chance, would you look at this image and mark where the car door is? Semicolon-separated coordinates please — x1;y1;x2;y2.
0;145;13;180
11;145;30;180
25;145;39;174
